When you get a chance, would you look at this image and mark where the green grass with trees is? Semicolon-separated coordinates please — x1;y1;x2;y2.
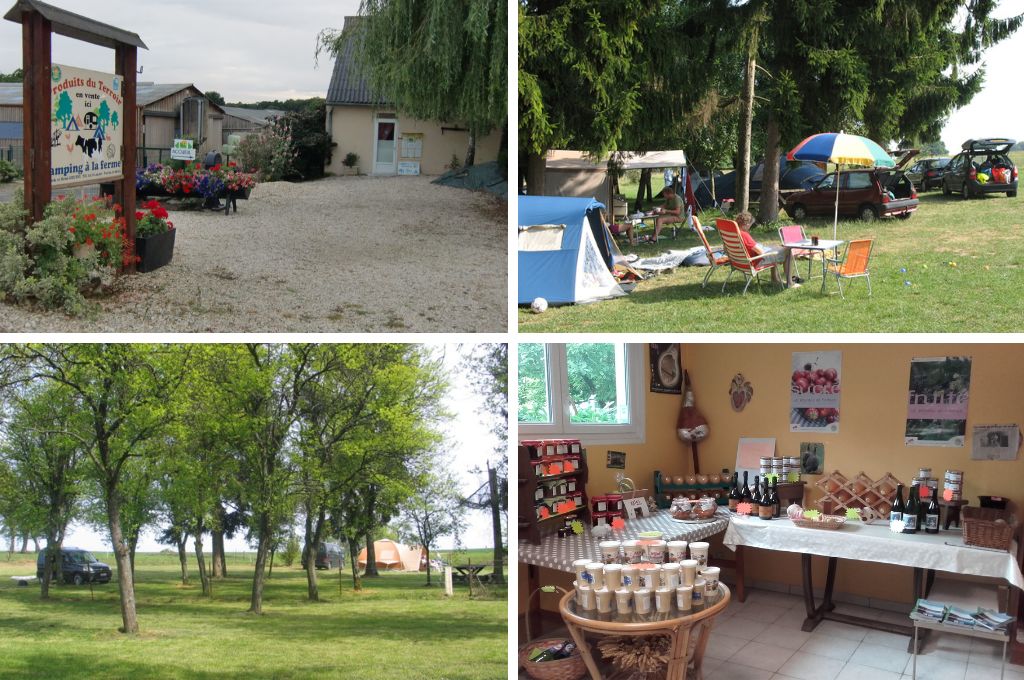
0;552;505;679
519;173;1023;332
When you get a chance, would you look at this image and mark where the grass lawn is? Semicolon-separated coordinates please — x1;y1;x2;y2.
0;551;506;680
520;160;1023;332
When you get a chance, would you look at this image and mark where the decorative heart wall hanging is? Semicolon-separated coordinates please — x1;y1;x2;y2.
729;373;753;412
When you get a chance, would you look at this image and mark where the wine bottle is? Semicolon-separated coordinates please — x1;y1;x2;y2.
758;478;773;520
770;477;781;518
904;487;919;534
728;472;740;512
925;492;940;534
741;471;752;505
750;475;761;514
890;484;905;530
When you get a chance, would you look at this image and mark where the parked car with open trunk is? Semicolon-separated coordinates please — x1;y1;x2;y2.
784;149;919;222
941;138;1018;199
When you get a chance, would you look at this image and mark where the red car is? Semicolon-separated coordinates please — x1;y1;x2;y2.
784;151;919;222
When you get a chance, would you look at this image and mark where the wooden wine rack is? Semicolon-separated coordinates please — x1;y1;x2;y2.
814;470;905;524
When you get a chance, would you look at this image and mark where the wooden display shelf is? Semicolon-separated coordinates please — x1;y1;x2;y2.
518;443;589;545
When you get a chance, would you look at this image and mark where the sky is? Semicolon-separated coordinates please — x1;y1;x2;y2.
0;0;363;102
58;343;504;555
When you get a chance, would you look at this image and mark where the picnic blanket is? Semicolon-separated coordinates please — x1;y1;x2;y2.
631;247;706;271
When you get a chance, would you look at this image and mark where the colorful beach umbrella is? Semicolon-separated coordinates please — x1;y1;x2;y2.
787;132;895;238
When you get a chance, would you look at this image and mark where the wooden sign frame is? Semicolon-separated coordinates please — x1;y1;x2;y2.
5;0;147;272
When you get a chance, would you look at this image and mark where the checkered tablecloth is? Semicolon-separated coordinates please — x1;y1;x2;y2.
519;507;731;572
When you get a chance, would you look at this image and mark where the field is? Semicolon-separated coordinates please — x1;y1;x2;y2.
0;550;506;680
520;153;1023;332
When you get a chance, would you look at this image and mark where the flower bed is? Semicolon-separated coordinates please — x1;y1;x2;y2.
0;192;132;314
136;162;258;212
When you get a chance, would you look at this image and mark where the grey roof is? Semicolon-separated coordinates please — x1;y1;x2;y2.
0;82;21;105
136;83;193;106
4;0;146;50
221;106;285;124
325;16;385;106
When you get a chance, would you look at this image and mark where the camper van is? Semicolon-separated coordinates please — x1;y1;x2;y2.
301;542;345;570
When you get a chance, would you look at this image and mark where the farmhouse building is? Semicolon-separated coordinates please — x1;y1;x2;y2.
324;16;500;176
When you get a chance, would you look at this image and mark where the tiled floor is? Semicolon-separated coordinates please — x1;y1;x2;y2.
704;588;1024;680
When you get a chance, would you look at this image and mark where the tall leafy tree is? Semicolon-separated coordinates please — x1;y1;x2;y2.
398;468;465;586
0;344;190;634
320;0;506;167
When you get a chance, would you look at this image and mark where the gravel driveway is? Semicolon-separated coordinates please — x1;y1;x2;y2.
0;175;507;332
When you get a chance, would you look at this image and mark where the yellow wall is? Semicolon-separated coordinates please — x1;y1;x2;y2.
518;343;1024;621
326;104;502;175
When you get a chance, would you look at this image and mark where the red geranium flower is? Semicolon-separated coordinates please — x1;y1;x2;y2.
135;211;145;220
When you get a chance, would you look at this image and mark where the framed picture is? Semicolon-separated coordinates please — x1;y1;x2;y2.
800;442;824;474
971;425;1020;461
607;450;626;469
649;344;682;394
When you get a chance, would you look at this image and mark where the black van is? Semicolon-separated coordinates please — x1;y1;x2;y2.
36;547;112;586
942;138;1018;198
301;542;345;570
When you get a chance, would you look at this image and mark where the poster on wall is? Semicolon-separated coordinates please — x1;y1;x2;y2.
649;344;682;394
905;356;972;447
970;425;1020;461
50;64;124;188
790;351;841;433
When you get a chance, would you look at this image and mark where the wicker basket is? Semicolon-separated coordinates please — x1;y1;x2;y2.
520;586;587;680
962;506;1018;551
792;515;847;530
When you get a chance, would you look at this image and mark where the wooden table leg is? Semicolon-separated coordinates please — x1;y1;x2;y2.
563;620;601;680
801;553;823;631
666;625;691;680
526;564;541;642
823;557;838;612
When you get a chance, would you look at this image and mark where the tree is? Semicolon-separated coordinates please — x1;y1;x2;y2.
0;344;190;634
97;100;111;130
55;91;74;127
0;68;23;82
205;91;226;106
320;0;506;168
111;111;120;130
398;469;464;586
461;344;507;585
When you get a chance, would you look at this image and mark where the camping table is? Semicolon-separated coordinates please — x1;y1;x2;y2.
785;238;843;292
558;584;731;680
520;508;738;637
723;514;1024;655
453;562;491;583
629;212;681;240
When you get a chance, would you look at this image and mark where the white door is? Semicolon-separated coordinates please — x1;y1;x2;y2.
373;118;397;175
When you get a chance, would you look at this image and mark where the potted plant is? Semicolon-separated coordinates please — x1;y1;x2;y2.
134;199;175;272
342;152;359;175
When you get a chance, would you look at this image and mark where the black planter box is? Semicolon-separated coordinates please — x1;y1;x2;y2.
135;229;175;273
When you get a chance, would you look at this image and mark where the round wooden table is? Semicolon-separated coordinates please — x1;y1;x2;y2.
558;584;731;680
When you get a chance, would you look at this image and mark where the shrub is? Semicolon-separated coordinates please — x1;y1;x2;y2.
0;159;19;183
286;101;332;180
342;152;359;168
0;190;126;315
281;534;301;567
236;117;294;182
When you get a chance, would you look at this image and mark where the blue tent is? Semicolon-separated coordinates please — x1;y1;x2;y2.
518;195;625;305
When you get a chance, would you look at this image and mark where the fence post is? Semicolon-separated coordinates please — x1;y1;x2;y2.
444;566;453;597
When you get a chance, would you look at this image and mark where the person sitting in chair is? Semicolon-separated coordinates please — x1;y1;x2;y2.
735;211;798;288
653;187;683;242
601;209;634;245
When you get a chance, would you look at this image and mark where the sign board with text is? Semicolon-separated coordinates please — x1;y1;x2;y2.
397;161;421;175
50;63;124;187
170;138;196;161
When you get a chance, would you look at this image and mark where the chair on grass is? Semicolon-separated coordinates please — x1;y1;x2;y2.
778;224;820;281
825;239;873;298
692;216;729;289
716;218;782;294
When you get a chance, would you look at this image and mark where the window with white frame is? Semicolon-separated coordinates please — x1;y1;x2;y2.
518;343;645;444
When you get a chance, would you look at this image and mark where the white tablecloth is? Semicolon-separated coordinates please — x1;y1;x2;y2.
723;515;1024;590
520;507;731;572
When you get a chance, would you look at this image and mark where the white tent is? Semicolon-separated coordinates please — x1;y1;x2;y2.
357;539;423;572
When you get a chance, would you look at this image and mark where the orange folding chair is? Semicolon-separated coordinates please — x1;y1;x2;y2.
825;239;873;298
692;216;729;289
716;218;783;294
